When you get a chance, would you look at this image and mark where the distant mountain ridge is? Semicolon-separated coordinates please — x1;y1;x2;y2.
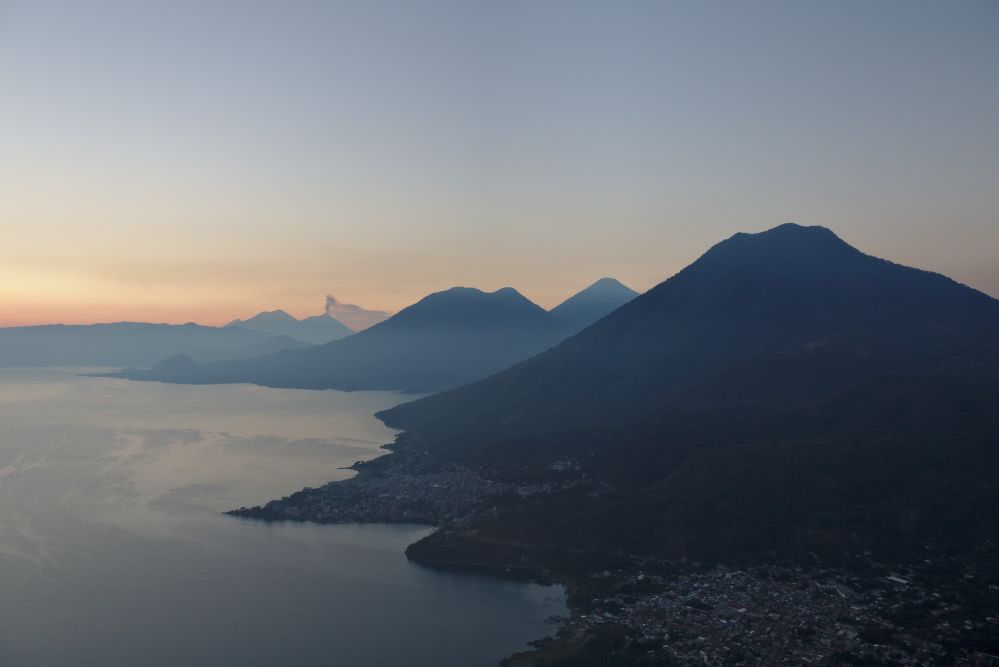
226;308;353;344
112;286;561;392
109;279;638;393
0;322;309;368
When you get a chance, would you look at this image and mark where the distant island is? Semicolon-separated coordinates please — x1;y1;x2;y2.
228;224;999;665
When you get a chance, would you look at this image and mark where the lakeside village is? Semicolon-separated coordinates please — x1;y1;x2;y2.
231;450;999;666
505;550;999;666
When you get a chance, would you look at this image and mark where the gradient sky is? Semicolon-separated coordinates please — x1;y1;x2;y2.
2;0;997;326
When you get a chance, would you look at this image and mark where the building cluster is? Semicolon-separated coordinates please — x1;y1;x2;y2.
233;449;584;526
237;460;504;525
550;554;999;665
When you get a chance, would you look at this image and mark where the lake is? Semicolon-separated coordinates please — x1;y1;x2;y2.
0;368;564;666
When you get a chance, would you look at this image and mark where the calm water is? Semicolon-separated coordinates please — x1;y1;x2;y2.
0;368;564;666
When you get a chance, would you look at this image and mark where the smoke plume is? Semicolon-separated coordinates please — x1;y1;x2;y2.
324;294;390;332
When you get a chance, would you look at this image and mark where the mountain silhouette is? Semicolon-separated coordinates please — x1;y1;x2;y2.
380;224;999;560
384;223;999;437
549;277;638;336
226;308;353;344
0;322;309;368
115;286;566;392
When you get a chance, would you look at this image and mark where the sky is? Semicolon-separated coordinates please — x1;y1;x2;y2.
1;0;997;326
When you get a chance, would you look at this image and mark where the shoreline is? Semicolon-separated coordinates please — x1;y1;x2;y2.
228;430;999;665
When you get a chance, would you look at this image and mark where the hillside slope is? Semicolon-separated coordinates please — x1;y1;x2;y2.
383;224;999;440
381;224;999;559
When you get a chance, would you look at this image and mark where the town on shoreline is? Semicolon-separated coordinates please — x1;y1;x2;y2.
229;441;999;666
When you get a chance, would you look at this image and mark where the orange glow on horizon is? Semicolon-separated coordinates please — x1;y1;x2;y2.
0;299;394;329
